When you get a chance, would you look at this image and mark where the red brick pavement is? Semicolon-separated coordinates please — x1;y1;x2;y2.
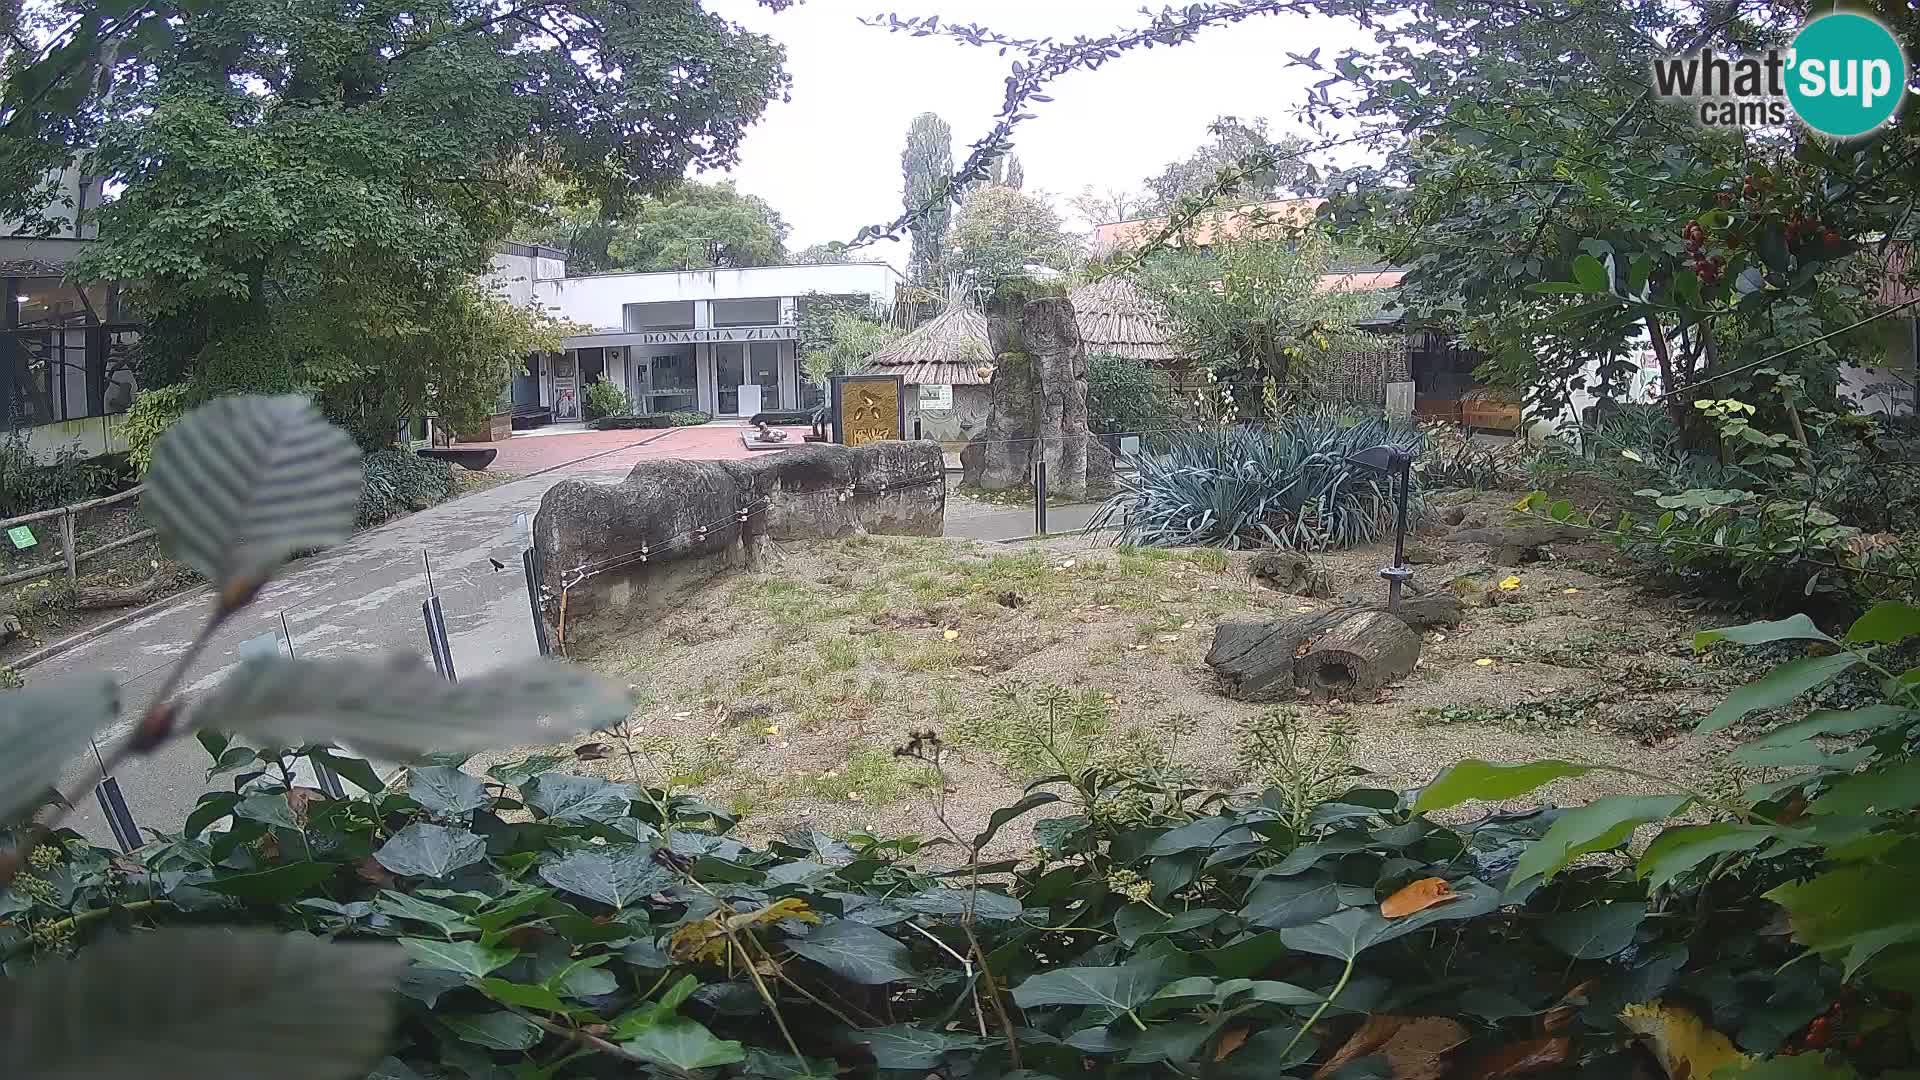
484;424;814;476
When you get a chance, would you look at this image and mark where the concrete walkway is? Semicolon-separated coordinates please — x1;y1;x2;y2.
43;439;1103;845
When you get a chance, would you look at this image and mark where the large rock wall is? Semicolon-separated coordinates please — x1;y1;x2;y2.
534;440;944;655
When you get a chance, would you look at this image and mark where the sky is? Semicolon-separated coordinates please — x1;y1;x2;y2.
708;0;1377;264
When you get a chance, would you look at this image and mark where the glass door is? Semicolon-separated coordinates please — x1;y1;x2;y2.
551;353;580;421
749;342;782;412
714;343;746;416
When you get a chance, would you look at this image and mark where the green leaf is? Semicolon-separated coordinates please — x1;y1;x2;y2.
475;978;566;1013
742;1048;840;1080
900;886;1023;921
1279;906;1388;960
373;891;477;937
1144;815;1259;857
1699;653;1859;732
538;849;673;909
202;861;339;903
145;395;363;591
190;654;634;760
1240;874;1367;930
1723;1053;1862;1078
1012;965;1167;1010
406;766;488;817
1511;795;1690;883
374;823;487;879
1848;602;1920;645
1116;905;1226;945
1526;282;1590;294
367;1057;426;1080
234;790;300;830
972;791;1060;850
441;1011;543;1051
1693;614;1835;651
0;675;118;822
1412;760;1590;814
1571;253;1609;291
182;791;242;838
1541;901;1646;958
521;772;634;823
0;928;401;1080
313;750;384;793
1741;706;1917;751
620;1018;745;1070
1637;823;1776;890
471;888;553;932
400;938;517;977
845;1026;982;1069
787;920;916;984
1811;760;1920;816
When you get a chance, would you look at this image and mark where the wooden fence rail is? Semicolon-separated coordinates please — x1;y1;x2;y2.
0;487;150;589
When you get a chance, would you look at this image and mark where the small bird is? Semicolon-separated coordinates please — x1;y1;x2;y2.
488;557;506;571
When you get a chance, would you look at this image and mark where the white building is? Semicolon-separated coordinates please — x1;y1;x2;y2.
490;245;903;424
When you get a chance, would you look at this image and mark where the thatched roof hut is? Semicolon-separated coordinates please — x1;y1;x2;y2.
1069;276;1183;365
858;302;993;386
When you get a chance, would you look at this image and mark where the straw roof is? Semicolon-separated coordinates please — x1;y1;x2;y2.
1070;276;1184;366
859;301;994;386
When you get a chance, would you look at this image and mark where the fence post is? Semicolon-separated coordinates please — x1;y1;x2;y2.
523;547;551;657
60;510;75;581
423;594;457;682
1034;458;1048;537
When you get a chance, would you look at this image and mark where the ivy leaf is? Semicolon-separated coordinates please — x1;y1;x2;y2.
1810;760;1920;816
201;861;338;903
1279;906;1389;960
620;1018;746;1070
367;1057;427;1080
234;790;300;830
1541;901;1647;959
900;886;1023;921
440;1011;543;1051
1240;873;1368;930
374;891;478;937
1693;614;1835;651
1012;965;1167;1009
475;978;567;1013
190;654;633;759
1511;795;1690;883
1637;824;1776;891
1412;760;1589;814
182;791;242;838
1143;815;1259;857
844;1026;983;1069
406;766;488;817
374;824;487;879
1847;602;1920;645
539;849;673;909
787;920;917;984
521;772;635;824
1570;253;1609;292
144;395;363;595
1699;654;1860;732
0;675;118;823
0;929;400;1080
972;790;1060;850
399;938;517;978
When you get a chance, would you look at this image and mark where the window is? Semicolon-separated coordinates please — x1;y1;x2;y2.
711;298;780;328
624;301;695;332
2;276;140;427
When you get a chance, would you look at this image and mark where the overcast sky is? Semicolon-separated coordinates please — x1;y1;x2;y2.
709;0;1375;264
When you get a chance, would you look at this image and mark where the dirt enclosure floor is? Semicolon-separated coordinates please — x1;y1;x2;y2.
486;491;1765;857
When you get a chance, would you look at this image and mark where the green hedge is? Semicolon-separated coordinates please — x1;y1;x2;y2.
357;450;455;527
587;411;712;430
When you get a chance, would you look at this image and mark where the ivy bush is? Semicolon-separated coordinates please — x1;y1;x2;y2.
358;450;457;528
588;411;714;431
1086;353;1179;438
584;376;632;422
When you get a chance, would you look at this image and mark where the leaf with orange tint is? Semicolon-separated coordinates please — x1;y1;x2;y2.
1464;1036;1571;1078
1381;877;1460;918
1213;1026;1250;1061
1312;1015;1468;1080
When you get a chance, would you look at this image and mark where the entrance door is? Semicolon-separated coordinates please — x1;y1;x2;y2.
714;343;746;416
552;353;580;421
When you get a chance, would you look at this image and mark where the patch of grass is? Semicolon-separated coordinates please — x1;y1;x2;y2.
1185;549;1230;573
816;635;861;673
950;681;1112;777
902;639;965;672
732;577;827;631
637;732;740;788
799;747;933;804
1415;690;1608;734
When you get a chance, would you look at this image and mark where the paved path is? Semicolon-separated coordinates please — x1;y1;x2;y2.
43;432;1097;845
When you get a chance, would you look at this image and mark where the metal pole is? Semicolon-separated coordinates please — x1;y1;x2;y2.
90;740;138;852
60;510;75;581
1034;458;1048;536
523;547;551;656
1386;456;1412;612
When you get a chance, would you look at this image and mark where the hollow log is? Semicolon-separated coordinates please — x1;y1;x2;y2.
72;574;168;610
1294;610;1422;702
1206;608;1351;701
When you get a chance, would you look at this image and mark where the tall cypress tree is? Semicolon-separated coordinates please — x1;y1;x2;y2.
900;112;955;286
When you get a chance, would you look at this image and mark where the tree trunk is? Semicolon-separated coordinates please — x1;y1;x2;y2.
1294;610;1422;702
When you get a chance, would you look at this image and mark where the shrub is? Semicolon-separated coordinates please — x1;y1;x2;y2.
1086;352;1178;437
357;449;454;527
122;384;194;478
587;411;712;430
583;374;630;420
1090;409;1423;549
0;430;119;518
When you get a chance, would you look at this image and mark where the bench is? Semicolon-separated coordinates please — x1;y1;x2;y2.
417;447;498;471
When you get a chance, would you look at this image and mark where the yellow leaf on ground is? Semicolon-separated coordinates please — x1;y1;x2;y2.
1475;658;1496;667
943;628;960;640
1563;587;1580;594
764;725;779;736
1381;877;1460;918
1499;575;1523;590
1619;1001;1752;1080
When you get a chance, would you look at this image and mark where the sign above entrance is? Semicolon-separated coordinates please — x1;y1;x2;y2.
635;325;798;345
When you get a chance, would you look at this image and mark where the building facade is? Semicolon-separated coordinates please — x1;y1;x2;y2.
490;247;902;423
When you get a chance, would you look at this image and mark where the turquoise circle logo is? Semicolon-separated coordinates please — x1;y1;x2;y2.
1787;13;1907;138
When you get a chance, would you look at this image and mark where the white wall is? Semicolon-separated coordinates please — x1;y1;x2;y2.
533;263;901;332
0;168;103;240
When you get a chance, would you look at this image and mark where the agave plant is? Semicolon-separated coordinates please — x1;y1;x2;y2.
1091;410;1424;550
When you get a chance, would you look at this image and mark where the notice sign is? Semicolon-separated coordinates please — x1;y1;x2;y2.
7;526;35;550
917;384;953;411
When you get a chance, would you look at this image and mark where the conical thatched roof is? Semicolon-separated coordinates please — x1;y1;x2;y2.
1070;276;1183;365
859;301;994;386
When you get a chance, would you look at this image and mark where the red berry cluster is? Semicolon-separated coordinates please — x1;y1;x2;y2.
1782;989;1913;1057
1683;220;1725;285
1786;210;1840;252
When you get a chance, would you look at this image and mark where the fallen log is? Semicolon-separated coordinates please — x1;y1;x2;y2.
72;574;167;610
1295;610;1422;702
1207;609;1349;701
1384;594;1463;630
1445;523;1581;566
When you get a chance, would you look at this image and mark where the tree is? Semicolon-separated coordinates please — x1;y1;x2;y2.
1;0;791;444
948;186;1078;292
609;182;790;272
986;152;1025;191
1140;116;1309;217
901;112;956;285
1069;185;1148;226
793;242;852;264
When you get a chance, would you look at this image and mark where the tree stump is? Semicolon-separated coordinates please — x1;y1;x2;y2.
1294;610;1422;702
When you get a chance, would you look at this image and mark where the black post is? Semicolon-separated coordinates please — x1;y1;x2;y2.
523;547;551;656
1034;458;1048;536
1387;457;1412;612
94;776;139;852
424;595;457;682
